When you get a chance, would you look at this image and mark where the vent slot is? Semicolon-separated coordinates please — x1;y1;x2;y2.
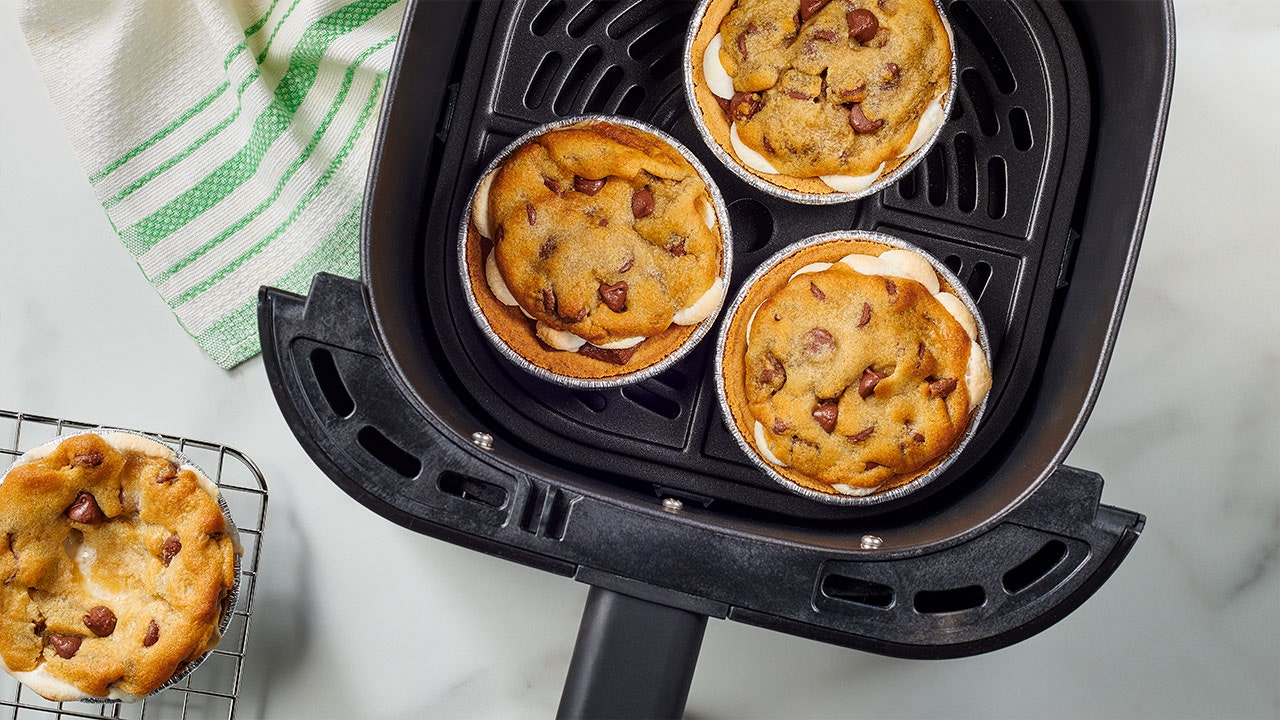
943;254;963;275
622;385;681;419
567;0;617;37
654;368;689;391
357;427;420;479
954;132;977;213
925;144;947;207
914;585;985;614
629;12;686;60
616;85;646;116
986;156;1008;219
531;0;566;36
1009;107;1033;151
949;1;1016;94
1003;540;1068;593
438;471;508;509
572;390;607;412
897;168;918;200
727;197;773;252
607;0;666;39
962;68;999;137
966;261;993;300
822;575;894;609
524;52;562;109
583;65;625;113
554;46;604;115
309;348;354;418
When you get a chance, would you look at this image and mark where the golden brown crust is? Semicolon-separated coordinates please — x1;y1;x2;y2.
721;238;977;496
689;0;951;192
467;120;725;379
0;434;236;699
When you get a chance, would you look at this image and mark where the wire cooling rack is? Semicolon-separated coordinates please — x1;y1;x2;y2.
0;411;268;720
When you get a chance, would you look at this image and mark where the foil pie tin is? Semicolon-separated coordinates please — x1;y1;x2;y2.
457;114;734;389
0;428;242;703
682;0;958;205
714;231;992;505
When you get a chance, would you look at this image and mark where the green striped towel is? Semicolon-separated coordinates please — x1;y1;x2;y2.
18;0;407;368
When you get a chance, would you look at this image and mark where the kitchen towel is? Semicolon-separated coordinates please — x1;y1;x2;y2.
18;0;406;368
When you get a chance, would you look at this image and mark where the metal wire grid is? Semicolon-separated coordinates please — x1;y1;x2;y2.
0;411;268;720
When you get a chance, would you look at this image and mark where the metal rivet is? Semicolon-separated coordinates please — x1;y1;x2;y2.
470;432;494;450
662;497;683;512
860;534;883;550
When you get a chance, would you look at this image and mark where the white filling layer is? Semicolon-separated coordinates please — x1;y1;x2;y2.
833;483;876;497
753;421;788;467
593;336;646;350
789;262;833;280
485;251;519;306
471;169;498;239
699;196;717;229
535;322;587;351
965;340;992;409
820;163;887;194
745;301;763;345
901;96;946;158
730;123;780;175
703;34;736;99
934;292;977;340
674;278;726;326
877;249;941;293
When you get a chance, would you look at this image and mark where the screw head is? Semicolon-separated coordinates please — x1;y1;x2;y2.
661;497;684;512
860;534;884;550
470;432;494;450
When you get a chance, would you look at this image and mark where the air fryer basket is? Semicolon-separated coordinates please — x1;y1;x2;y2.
259;0;1172;715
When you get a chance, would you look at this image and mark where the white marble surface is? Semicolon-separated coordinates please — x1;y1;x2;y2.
1;1;1278;718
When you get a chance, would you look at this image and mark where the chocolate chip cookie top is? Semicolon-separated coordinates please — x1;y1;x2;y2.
709;0;951;179
0;433;237;701
722;237;991;498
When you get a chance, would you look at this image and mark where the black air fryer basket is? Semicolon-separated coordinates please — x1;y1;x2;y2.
259;0;1174;716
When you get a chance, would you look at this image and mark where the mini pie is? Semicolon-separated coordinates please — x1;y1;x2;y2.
688;0;953;199
463;118;729;384
718;235;991;499
0;432;238;701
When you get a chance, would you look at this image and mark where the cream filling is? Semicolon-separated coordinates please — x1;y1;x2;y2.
471;169;498;239
536;322;587;351
832;483;876;497
485;251;520;307
753;421;788;467
674;278;725;326
594;336;646;350
699;196;717;229
706;39;948;192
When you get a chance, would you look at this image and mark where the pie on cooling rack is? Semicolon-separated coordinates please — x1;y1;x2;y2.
0;432;238;701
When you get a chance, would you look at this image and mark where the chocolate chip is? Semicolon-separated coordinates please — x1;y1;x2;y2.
800;0;831;22
865;461;883;471
917;341;926;360
804;327;835;353
858;301;872;327
494;225;505;243
542;288;557;315
761;135;776;154
598;218;608;227
846;8;879;42
66;492;105;524
618;256;634;273
715;95;732;118
143;619;160;647
574;176;606;195
772;419;789;434
562;306;588;324
858;367;888;398
33;618;46;636
736;30;748;57
161;534;181;566
729;91;763;121
929;378;958;398
785;89;809;100
885;62;900;81
578;344;638;365
525;202;537;225
849;103;884;134
847;426;875;443
668;238;687;257
544;178;563;196
157;463;178;484
838;84;868;103
747;22;758;34
48;634;82;659
538;237;557;260
813;28;837;42
73;451;104;468
913;432;926;443
83;605;117;637
812;402;839;433
809;281;826;301
884;278;898;298
631;187;654;219
599;281;628;312
758;353;787;393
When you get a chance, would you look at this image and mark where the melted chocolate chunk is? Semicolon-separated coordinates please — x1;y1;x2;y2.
543;178;563;196
846;8;879;43
804;327;835;353
574;176;606;195
729;91;763;122
599;281;628;313
525;202;537;226
758;353;787;394
857;301;872;327
929;378;958;398
66;491;105;524
538;237;557;260
84;605;117;637
847;426;875;443
800;0;831;22
161;534;182;566
809;281;826;301
73;451;104;468
618;255;634;273
48;634;82;659
631;187;655;219
143;619;160;647
812;402;839;433
849;103;884;134
156;462;178;484
578;344;638;365
858;367;888;398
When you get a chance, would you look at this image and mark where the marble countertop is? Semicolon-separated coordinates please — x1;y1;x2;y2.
2;1;1277;718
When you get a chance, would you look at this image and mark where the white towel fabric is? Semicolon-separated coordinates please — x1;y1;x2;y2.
18;0;406;368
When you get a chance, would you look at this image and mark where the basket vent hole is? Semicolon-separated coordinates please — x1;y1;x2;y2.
914;585;985;614
572;390;608;412
961;69;999;137
1009;107;1033;151
531;0;566;36
654;368;690;391
607;0;666;39
949;1;1016;94
949;98;964;121
554;46;604;115
1003;540;1068;593
309;348;354;418
629;12;688;60
943;254;963;275
357;427;420;479
954;132;977;213
728;197;773;252
584;66;625;113
622;385;681;419
568;0;617;37
897;168;918;200
438;471;508;509
925;144;947;207
986;156;1008;220
822;575;894;609
616;85;646;116
966;261;993;300
524;52;562;110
